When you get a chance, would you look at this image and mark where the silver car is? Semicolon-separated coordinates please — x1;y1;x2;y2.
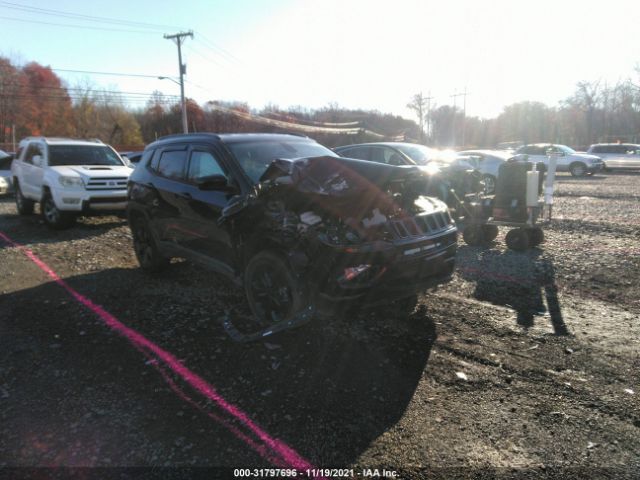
0;150;13;194
515;144;603;177
587;143;640;170
457;149;512;193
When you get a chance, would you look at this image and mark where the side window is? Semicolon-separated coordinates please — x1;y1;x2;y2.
382;148;405;165
187;151;226;182
369;147;386;164
156;150;188;181
343;146;371;160
24;144;44;166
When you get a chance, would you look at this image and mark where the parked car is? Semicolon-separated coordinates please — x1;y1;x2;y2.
127;133;457;339
456;149;513;193
120;151;144;164
11;137;133;228
586;143;640;171
334;142;485;214
514;144;603;176
333;142;440;166
0;150;13;194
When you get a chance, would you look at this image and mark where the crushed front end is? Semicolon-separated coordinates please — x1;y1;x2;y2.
225;155;457;317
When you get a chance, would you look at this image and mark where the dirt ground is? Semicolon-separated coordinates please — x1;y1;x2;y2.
0;172;638;479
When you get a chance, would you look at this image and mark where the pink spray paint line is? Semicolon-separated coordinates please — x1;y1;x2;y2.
0;231;317;473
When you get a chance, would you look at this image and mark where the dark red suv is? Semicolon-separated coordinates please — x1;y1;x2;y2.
127;133;457;340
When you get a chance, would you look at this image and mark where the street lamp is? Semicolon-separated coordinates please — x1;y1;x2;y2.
158;76;188;133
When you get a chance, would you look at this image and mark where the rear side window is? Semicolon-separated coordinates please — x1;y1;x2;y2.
342;146;371;160
157;150;188;180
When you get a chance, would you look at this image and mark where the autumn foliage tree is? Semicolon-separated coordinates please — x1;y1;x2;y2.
19;62;75;138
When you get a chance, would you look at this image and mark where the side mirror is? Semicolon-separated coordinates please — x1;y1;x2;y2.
196;174;235;192
32;155;43;167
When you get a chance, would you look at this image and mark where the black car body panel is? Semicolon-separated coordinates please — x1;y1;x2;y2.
127;134;457;337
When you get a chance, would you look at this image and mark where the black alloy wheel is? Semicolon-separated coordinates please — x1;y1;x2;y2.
245;251;305;327
131;216;168;272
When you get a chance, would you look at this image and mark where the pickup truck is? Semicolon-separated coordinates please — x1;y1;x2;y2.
11;137;133;228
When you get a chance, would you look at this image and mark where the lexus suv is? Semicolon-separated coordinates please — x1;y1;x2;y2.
514;144;603;176
127;133;457;340
12;137;133;228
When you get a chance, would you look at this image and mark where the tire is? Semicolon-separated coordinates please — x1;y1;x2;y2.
569;162;587;177
244;250;307;327
481;224;499;243
482;174;497;194
14;181;34;215
130;214;169;272
41;192;75;229
528;227;544;246
462;225;483;246
505;228;530;251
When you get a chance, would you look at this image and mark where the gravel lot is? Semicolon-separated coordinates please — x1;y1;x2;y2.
0;172;638;479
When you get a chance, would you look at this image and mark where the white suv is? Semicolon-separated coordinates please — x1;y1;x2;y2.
587;143;640;170
11;137;133;228
514;144;604;176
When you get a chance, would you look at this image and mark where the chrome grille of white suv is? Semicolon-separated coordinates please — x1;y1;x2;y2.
85;177;128;190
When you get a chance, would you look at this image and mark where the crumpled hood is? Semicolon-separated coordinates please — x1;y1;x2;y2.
50;165;133;179
260;155;421;193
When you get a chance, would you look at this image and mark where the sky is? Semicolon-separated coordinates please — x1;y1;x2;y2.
2;0;640;120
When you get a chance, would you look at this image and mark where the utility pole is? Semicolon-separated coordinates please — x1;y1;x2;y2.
424;91;433;142
450;88;469;148
164;31;193;134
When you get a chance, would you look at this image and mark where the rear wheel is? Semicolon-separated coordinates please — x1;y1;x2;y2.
41;193;75;229
505;228;530;251
244;251;307;327
481;224;499;243
569;162;587;177
130;215;168;272
528;227;544;246
14;181;34;215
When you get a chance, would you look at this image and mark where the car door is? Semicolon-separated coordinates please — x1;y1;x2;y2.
619;145;640;169
146;145;190;244
176;146;236;267
22;143;45;198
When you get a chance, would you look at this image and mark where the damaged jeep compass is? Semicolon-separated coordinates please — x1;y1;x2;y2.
127;133;457;340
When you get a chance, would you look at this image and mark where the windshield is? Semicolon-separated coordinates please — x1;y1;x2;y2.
227;140;338;183
393;144;439;165
49;145;124;167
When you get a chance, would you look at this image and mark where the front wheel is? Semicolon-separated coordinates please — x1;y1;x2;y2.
505;228;530;251
244;251;308;327
41;193;75;229
15;181;35;215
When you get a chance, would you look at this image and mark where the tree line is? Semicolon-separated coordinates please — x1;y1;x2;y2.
2;56;640;152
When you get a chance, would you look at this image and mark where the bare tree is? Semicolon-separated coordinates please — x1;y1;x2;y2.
407;92;430;143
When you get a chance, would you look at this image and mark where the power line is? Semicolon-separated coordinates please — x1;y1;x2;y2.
0;1;185;31
0;15;158;34
52;68;176;80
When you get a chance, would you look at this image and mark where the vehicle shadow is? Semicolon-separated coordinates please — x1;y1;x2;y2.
0;197;127;245
456;245;569;336
0;264;436;467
